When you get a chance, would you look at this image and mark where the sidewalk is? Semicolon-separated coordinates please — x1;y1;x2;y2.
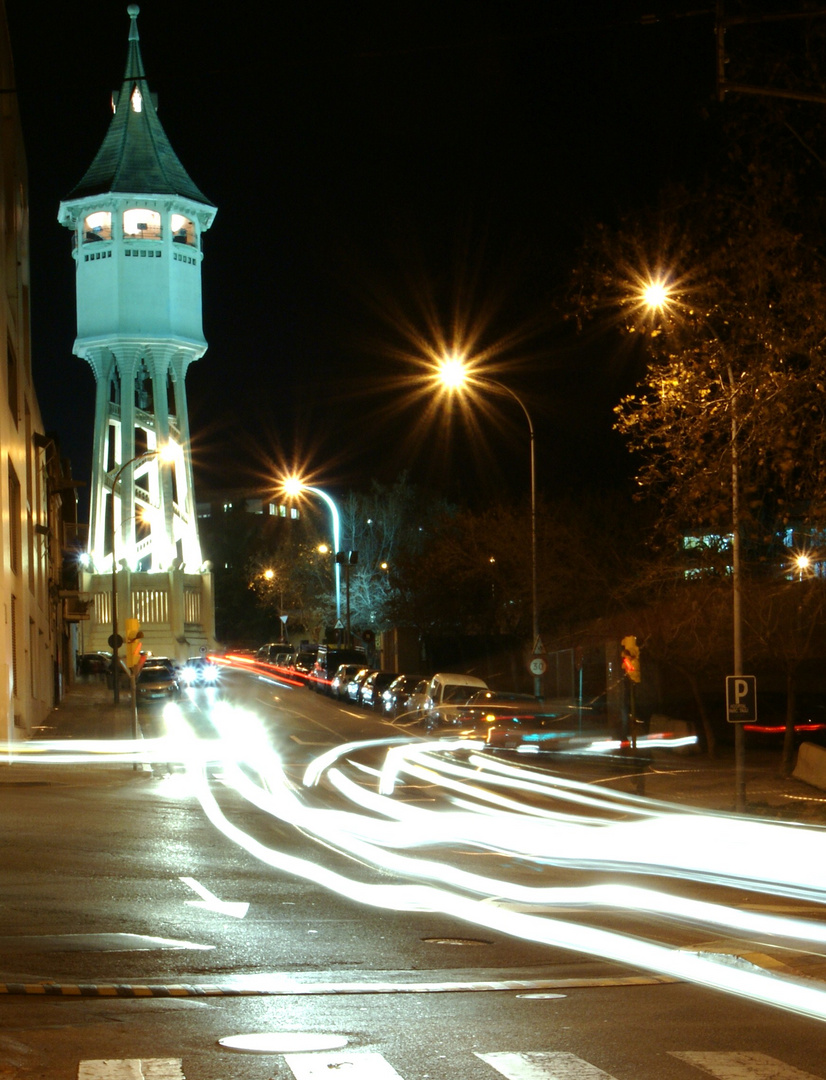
0;676;153;787
3;677;826;823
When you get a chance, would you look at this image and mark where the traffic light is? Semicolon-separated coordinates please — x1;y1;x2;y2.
621;635;641;683
125;618;143;671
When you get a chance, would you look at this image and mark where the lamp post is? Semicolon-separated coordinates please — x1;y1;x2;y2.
109;449;161;705
282;478;342;629
437;356;542;698
641;280;746;809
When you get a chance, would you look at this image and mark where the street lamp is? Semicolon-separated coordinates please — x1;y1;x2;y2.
435;355;542;698
639;280;746;808
109;446;174;704
282;477;342;628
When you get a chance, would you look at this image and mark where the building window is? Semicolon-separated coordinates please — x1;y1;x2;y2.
123;208;162;240
83;211;112;242
8;460;21;575
171;213;196;246
10;595;18;699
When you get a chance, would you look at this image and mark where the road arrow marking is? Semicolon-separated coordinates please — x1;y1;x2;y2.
180;876;249;918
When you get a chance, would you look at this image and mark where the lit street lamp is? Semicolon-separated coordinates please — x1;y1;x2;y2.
282;477;342;628
640;279;746;809
436;355;542;698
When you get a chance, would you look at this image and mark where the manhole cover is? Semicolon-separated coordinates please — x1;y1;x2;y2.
422;937;490;946
218;1032;349;1054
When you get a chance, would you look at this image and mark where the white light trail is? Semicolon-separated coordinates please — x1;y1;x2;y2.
10;697;826;1022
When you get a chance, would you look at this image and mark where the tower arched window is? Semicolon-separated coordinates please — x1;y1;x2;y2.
123;208;162;240
83;211;112;243
170;213;196;247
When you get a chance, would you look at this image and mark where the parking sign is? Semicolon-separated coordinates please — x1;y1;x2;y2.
726;675;757;724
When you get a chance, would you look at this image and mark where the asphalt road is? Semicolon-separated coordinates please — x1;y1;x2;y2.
2;666;826;1079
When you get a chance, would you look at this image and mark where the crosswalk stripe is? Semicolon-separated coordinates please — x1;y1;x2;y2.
477;1052;617;1079
670;1052;823;1079
78;1061;185;1080
284;1051;404;1079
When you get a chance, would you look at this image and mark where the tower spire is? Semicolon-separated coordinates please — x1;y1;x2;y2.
66;5;213;207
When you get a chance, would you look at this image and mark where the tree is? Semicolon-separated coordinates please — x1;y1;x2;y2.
338;475;444;636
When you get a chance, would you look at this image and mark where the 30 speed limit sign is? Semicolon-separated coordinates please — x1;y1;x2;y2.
529;657;547;676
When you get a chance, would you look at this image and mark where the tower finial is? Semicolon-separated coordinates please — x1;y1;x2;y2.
128;5;140;41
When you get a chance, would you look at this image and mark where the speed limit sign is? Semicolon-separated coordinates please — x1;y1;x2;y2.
529;657;547;676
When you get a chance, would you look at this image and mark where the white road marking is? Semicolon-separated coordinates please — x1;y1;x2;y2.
477;1052;618;1079
78;1061;184;1079
670;1052;824;1079
284;1050;404;1078
179;876;249;918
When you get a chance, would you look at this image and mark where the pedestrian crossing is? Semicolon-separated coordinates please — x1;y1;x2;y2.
78;1051;825;1080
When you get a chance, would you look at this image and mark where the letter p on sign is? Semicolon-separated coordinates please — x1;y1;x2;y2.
726;675;756;723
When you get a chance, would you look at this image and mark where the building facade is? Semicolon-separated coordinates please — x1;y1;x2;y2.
58;5;217;663
0;0;70;741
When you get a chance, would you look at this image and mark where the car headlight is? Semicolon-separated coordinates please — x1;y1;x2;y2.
203;665;218;683
181;667;196;683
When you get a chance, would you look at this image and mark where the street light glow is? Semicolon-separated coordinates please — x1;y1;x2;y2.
437;353;469;391
641;279;671;310
282;475;304;498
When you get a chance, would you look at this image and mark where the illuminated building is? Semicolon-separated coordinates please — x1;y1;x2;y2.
57;5;217;660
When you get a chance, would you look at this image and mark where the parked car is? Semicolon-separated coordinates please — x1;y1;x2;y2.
310;646;369;692
330;663;364;700
136;664;180;705
359;670;399;709
77;652;111;676
293;651;317;679
423;672;489;729
346;667;373;703
256;643;292;664
179;656;219;686
381;674;426;718
142;656;178;674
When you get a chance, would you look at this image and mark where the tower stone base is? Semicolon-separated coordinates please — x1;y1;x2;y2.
80;568;216;664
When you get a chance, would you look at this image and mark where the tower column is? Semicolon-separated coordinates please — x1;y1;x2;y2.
118;352;138;566
171;364;202;568
150;363;176;568
90;362;111;568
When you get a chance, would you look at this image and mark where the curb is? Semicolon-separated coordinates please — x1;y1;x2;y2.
0;974;677;999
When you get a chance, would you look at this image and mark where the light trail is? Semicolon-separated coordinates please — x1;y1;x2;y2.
7;697;826;1022
163;713;826;1022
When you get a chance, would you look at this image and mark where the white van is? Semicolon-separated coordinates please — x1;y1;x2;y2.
424;672;488;714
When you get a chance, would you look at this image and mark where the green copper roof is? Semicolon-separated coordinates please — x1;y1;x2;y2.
66;5;214;207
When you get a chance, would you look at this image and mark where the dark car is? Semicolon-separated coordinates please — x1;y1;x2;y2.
309;646;369;693
77;652;111;676
381;674;426;718
330;663;364;700
179;656;219;687
346;668;373;703
359;670;399;709
136;664;180;705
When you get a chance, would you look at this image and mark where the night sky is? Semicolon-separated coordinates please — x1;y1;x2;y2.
6;1;715;512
